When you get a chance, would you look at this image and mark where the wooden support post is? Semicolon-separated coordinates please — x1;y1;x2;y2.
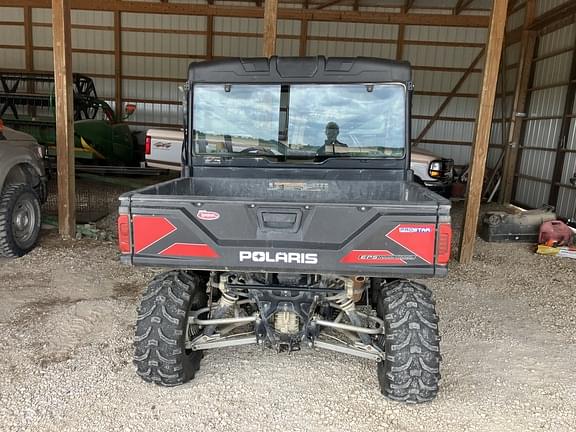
500;0;536;203
458;0;509;264
51;0;76;239
263;0;278;57
206;0;213;60
24;6;34;71
24;6;35;117
114;11;122;114
206;15;214;59
396;23;405;61
299;19;308;56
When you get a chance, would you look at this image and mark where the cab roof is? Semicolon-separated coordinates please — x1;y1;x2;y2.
188;56;411;84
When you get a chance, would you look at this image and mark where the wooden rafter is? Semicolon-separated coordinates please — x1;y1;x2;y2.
453;0;474;15
412;48;485;146
0;0;490;27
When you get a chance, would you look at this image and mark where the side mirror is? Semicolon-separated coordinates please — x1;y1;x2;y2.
0;119;5;140
123;103;137;119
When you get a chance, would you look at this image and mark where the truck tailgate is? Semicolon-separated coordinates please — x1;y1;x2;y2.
119;177;451;277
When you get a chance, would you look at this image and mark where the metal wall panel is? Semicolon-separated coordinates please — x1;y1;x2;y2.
556;187;576;219
404;25;486;44
404;45;484;69
122;13;206;30
515;178;551;208
538;23;575;55
0;48;25;69
0;6;23;21
122;31;206;56
535;0;569;17
513;20;574;212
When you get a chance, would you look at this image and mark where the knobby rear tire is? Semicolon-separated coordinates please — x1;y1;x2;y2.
133;271;208;386
376;279;441;403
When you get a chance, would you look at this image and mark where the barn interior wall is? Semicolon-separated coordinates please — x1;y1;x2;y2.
1;1;574;217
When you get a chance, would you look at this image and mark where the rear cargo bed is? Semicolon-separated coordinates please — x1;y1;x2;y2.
124;176;444;205
120;177;451;277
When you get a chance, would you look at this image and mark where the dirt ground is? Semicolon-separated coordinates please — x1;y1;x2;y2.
0;204;575;432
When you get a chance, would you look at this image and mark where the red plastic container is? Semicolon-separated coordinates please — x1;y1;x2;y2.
538;220;574;246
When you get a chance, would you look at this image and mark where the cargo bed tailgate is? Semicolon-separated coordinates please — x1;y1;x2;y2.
119;177;451;277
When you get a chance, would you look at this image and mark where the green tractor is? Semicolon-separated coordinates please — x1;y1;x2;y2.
0;72;141;166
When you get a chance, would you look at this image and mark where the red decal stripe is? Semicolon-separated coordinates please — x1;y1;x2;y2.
340;250;406;265
385;224;436;264
159;243;220;258
133;216;177;254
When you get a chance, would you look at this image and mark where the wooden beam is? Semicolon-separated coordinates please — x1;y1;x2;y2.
51;0;76;239
500;0;535;204
114;11;122;114
263;0;278;57
0;1;491;27
412;48;485;146
458;0;509;264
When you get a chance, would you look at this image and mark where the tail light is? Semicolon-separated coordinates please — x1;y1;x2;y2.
437;223;452;265
118;214;131;254
145;135;151;155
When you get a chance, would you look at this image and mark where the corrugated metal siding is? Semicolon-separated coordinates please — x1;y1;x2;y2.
535;0;568;16
513;22;575;217
0;7;25;70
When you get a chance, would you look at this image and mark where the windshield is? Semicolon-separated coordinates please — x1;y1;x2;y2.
192;83;406;160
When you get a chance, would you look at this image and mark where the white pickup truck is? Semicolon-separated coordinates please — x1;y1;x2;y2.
145;128;454;196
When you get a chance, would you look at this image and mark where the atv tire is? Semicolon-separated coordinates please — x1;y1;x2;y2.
133;271;208;386
0;183;42;258
376;280;441;403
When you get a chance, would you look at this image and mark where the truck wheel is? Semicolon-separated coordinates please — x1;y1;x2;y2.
0;183;42;258
376;280;441;403
133;271;208;386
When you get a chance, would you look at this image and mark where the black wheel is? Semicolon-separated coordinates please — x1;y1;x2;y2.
133;271;208;386
376;280;441;403
0;183;42;258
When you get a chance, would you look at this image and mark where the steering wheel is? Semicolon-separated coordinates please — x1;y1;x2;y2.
239;147;276;156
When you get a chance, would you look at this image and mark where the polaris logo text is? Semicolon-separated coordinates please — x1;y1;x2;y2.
399;227;432;233
239;251;318;265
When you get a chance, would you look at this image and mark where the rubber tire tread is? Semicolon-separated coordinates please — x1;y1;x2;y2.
133;271;208;386
0;183;42;258
376;279;441;403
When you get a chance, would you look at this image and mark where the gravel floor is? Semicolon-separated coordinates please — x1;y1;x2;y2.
0;204;575;432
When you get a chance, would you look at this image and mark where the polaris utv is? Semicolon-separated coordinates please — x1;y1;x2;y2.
118;57;452;403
